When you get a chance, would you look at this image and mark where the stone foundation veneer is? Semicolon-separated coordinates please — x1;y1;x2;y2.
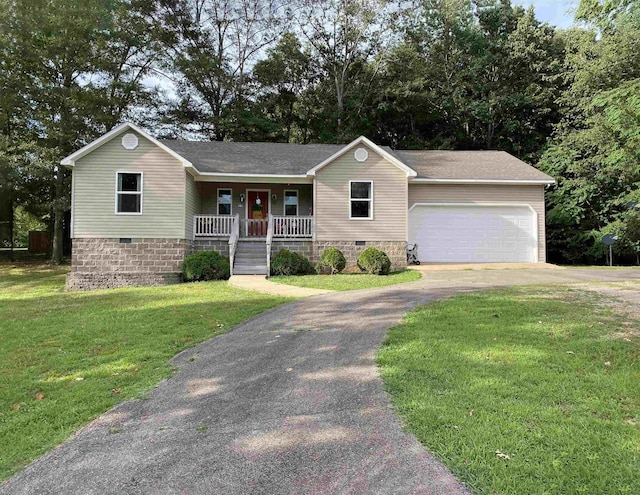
67;238;190;290
191;238;230;257
66;272;182;291
269;240;407;272
67;237;408;290
270;240;313;259
312;241;407;272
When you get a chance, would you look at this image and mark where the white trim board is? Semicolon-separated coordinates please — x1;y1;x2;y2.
245;188;271;220
349;180;374;220
61;123;193;169
307;136;417;178
409;178;555;185
114;171;144;216
408;202;539;263
217;187;233;216
283;189;299;216
194;173;312;184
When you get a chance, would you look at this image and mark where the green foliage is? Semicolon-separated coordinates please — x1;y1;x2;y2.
316;247;347;274
182;251;230;281
357;247;391;275
377;0;563;159
538;2;640;263
270;249;315;276
13;206;46;247
378;286;640;494
253;32;315;142
0;265;288;480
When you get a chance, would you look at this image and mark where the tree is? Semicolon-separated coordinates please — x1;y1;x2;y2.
374;0;563;156
7;0;159;263
538;1;640;263
154;0;289;140
253;33;315;142
294;0;391;141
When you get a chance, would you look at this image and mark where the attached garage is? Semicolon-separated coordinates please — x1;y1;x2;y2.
408;203;537;263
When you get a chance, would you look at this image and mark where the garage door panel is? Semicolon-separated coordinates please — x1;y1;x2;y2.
409;205;536;263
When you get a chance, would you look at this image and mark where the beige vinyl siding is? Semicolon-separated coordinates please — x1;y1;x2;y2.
408;183;547;262
184;172;201;239
199;183;313;217
314;144;407;241
73;130;186;238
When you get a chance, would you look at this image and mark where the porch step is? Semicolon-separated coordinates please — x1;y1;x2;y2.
233;240;268;275
233;265;268;275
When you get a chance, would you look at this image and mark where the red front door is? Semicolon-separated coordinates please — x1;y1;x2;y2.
247;191;269;236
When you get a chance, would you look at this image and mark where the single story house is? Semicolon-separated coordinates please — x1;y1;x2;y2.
62;123;554;290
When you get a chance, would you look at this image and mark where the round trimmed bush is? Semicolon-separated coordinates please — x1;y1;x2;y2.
317;247;347;274
270;249;315;276
357;247;391;275
182;250;230;281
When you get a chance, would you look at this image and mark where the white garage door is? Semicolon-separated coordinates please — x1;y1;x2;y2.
409;204;537;263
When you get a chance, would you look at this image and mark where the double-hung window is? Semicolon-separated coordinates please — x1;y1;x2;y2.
217;189;232;215
349;181;373;219
116;172;142;214
284;190;298;216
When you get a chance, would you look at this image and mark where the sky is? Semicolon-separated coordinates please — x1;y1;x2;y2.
514;0;579;29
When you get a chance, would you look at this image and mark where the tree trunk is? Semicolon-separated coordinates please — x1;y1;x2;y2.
286;99;293;143
9;193;14;263
51;166;65;264
486;122;495;149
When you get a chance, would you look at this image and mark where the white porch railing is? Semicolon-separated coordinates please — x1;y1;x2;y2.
240;218;269;237
194;215;234;237
228;214;239;276
193;215;314;239
272;216;314;238
266;213;274;277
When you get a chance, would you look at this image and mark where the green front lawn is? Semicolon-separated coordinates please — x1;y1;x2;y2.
0;265;290;481
378;287;640;494
270;269;421;291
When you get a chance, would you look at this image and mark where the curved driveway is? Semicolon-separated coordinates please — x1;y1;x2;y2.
3;268;640;495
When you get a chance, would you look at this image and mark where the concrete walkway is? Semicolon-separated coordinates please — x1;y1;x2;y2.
229;275;333;297
3;268;640;495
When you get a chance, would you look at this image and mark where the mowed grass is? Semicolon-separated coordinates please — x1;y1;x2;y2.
270;269;421;291
0;264;290;481
377;287;640;494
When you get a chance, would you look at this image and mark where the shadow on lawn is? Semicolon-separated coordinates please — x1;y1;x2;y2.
377;289;640;494
0;272;290;481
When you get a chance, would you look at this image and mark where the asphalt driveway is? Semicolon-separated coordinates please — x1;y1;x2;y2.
3;268;640;495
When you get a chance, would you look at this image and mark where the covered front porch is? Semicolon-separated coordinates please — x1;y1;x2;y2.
189;181;314;275
191;182;314;241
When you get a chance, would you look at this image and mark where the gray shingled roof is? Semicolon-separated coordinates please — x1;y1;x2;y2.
160;140;553;181
394;150;553;181
160;140;344;175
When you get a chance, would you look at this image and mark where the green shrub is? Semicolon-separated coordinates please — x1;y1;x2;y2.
182;250;230;281
316;247;347;274
357;247;391;275
270;249;315;276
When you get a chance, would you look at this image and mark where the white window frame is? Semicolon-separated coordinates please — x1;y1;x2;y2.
283;189;299;216
115;171;143;215
217;188;233;216
349;180;373;220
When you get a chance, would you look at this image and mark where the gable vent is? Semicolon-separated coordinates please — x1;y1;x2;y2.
354;147;368;162
121;133;139;150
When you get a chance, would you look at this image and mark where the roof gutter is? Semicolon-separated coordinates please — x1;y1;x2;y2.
194;172;312;184
409;178;556;185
